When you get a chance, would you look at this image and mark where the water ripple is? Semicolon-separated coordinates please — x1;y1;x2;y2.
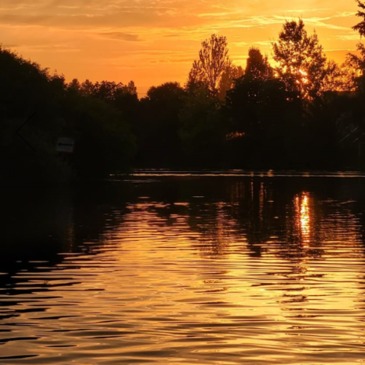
1;177;365;364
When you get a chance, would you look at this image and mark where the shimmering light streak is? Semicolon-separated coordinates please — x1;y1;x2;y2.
294;192;311;245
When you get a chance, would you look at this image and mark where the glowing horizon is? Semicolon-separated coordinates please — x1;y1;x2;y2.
0;0;361;96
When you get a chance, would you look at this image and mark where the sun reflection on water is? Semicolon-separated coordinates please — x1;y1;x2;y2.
294;192;311;246
2;178;365;364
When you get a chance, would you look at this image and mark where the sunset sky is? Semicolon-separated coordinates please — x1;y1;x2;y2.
0;0;362;96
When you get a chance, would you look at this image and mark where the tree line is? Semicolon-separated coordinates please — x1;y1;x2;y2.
2;1;365;184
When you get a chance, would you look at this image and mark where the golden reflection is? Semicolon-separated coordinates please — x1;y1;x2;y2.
5;179;365;365
199;202;234;257
294;192;311;246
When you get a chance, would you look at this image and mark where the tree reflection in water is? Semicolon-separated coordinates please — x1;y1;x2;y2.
2;174;365;364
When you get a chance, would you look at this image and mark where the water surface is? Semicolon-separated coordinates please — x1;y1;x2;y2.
1;173;365;364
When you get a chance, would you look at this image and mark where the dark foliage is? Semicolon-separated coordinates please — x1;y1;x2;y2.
3;7;365;182
0;48;135;185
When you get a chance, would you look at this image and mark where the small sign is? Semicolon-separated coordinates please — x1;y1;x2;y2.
56;137;75;153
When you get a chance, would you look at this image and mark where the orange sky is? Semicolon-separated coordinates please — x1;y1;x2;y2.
0;0;361;96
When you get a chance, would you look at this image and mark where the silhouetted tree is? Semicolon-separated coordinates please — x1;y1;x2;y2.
179;86;227;167
338;0;365;169
353;0;365;36
321;60;356;93
187;34;231;94
78;80;137;105
136;82;185;167
0;47;74;184
67;78;81;94
304;91;357;169
245;47;273;80
347;48;365;91
62;93;136;179
0;47;137;183
348;1;365;94
79;79;95;96
226;48;304;168
217;64;244;101
273;19;328;100
6;16;365;175
73;79;140;147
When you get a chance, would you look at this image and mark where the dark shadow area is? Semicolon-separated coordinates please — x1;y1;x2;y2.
0;182;130;285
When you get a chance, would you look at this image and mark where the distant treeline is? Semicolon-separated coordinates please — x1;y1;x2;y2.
2;5;365;183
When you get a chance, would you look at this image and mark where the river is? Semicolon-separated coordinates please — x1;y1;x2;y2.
1;172;365;364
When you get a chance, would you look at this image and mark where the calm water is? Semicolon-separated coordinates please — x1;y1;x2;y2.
1;172;365;364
